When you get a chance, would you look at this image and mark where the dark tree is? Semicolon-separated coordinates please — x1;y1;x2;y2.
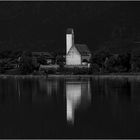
119;52;131;72
56;54;65;72
0;60;6;74
37;55;46;65
92;48;111;72
18;51;34;74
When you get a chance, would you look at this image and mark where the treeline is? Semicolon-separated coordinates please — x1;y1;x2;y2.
90;48;132;73
0;50;36;75
88;47;140;74
0;50;63;75
58;48;140;75
0;49;140;75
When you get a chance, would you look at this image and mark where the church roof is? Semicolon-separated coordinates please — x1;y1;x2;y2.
75;44;91;55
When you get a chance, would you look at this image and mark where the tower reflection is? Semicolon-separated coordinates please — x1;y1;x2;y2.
66;79;91;124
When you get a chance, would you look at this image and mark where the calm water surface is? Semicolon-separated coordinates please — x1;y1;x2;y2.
0;76;140;138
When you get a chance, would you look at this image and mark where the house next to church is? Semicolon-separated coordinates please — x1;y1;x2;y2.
65;28;92;67
32;51;55;65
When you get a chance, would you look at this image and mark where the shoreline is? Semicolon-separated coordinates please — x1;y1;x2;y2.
1;73;140;79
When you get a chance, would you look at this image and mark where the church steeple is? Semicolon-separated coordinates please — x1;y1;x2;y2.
66;28;74;54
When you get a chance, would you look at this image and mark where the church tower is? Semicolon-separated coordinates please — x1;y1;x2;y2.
66;28;74;54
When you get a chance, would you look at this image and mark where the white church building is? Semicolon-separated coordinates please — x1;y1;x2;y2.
65;28;92;67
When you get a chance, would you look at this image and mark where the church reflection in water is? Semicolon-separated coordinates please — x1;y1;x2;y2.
65;79;91;124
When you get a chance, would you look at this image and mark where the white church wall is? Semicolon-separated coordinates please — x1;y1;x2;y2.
66;47;81;65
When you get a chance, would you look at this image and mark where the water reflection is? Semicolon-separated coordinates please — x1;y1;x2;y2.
66;79;91;124
38;78;59;95
1;77;140;137
32;78;60;104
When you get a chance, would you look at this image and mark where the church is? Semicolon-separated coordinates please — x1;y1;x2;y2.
65;28;92;67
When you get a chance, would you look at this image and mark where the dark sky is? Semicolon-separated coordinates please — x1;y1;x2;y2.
0;1;140;52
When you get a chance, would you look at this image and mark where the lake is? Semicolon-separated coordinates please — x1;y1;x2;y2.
0;76;140;138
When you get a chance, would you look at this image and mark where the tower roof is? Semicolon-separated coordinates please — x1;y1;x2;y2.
66;28;74;34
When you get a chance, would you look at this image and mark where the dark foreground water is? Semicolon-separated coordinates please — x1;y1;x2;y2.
0;76;140;138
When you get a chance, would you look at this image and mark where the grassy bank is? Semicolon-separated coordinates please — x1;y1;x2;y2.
0;73;140;79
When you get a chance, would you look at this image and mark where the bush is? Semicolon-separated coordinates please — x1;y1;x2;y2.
47;69;56;74
72;67;90;75
91;63;100;73
44;68;57;74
